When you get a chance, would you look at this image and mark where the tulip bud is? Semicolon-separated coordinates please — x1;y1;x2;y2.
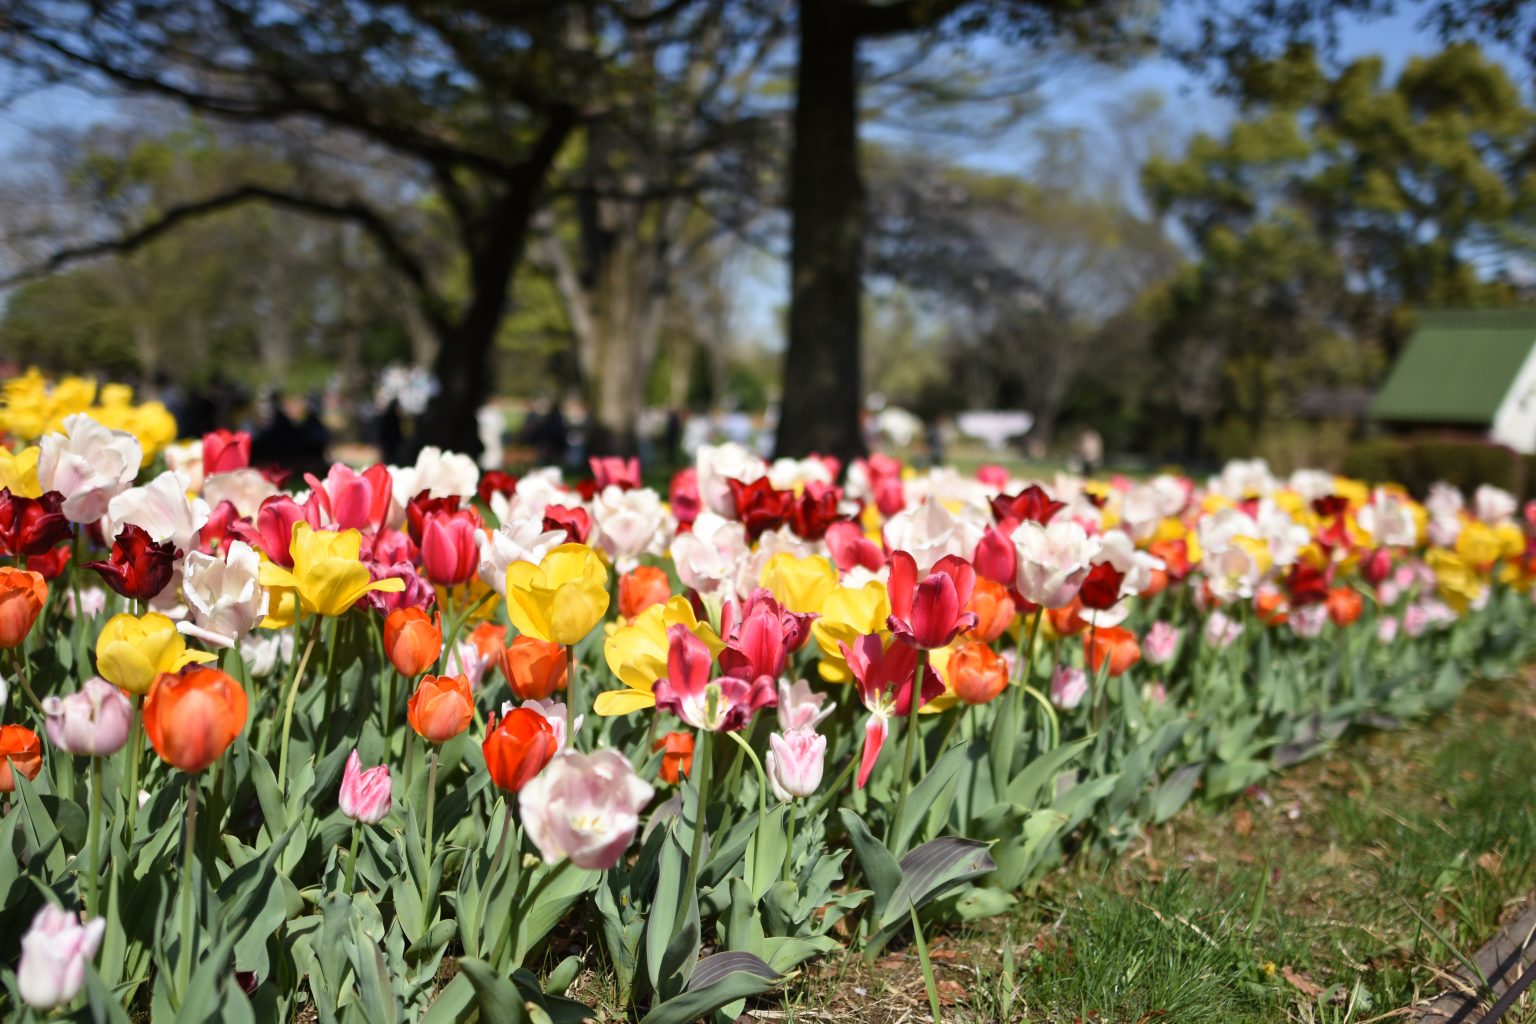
144;667;249;772
16;905;105;1010
407;674;473;743
519;749;654;869
0;724;43;792
202;428;252;475
1050;665;1088;710
383;607;443;677
420;509;482;586
500;634;568;700
338;750;392;824
947;642;1008;706
618;566;671;620
85;524;180;602
1143;621;1180;666
766;727;827;800
42;678;132;757
0;567;46;648
482;706;558;793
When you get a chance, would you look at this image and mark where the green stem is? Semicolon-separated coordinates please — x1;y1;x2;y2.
888;648;929;856
341;822;362;898
276;616;322;795
124;695;143;846
10;649;42;713
176;777;199;1003
567;645;579;750
725;730;770;884
424;749;439;856
677;729;712;937
782;804;797;883
86;758;103;916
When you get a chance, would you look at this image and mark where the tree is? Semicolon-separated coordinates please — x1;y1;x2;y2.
1142;43;1536;456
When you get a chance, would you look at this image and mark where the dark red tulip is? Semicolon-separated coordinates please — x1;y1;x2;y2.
728;477;795;541
789;482;846;541
477;470;519;507
1284;562;1330;607
990;484;1065;527
26;544;72;581
0;489;72;558
1077;560;1125;611
86;524;180;600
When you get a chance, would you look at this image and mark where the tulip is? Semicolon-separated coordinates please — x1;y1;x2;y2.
0;724;43;792
886;550;978;650
591;486;668;570
653;625;776;732
809;581;891;683
0;488;71;558
476;518;567;596
759;552;838;615
992;484;1066;526
178;540;267;649
504;544;610;645
777;678;835;732
1203;610;1243;650
963;578;1017;644
95;612;217;696
1077;560;1126;612
839;633;929;788
258;522;405;617
1050;665;1088;710
1012;519;1101;609
766;727;827;800
653;731;694;783
0;567;47;648
477;469;519;506
0;445;42;498
618;566;671;620
597;597;724;715
408;674;473;743
590;456;642;491
728;476;795;540
1085;626;1141;677
306;463;393;533
824;521;885;574
393;446;480;505
543;504;592;544
16;905;105;1010
202;429;251;475
519;749;655;869
501;634;568;700
483;706;558;793
365;560;436;615
243;494;324;567
143;667;249;772
339;750;392;824
947;642;1008;705
42;678;132;756
1326;586;1364;627
1143;621;1180;666
101;470;210;556
86;524;180;601
384;607;443;677
420;508;482;586
36;413;142;523
971;526;1017;587
514;697;576;751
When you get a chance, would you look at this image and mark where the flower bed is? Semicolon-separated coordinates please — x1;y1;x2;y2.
0;373;1532;1021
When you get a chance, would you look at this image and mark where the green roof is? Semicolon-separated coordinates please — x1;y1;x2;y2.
1371;311;1536;424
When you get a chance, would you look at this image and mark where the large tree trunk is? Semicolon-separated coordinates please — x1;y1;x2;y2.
775;0;867;464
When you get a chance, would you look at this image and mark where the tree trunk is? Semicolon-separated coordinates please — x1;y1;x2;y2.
775;0;867;464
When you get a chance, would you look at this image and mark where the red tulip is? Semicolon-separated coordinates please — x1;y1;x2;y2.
405;492;463;545
1284;562;1329;606
838;632;939;788
668;469;701;528
990;484;1065;527
542;504;591;544
824;521;884;573
1077;560;1125;611
241;494;323;567
972;525;1017;586
85;525;180;601
25;544;71;581
202;429;252;475
196;500;245;554
789;482;846;541
0;489;71;558
483;707;558;794
420;508;481;586
654;731;694;783
728;477;795;541
1361;548;1393;587
477;470;519;506
886;550;977;650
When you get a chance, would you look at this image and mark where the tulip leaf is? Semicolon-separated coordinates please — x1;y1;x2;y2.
644;828;685;989
457;955;532;1024
85;964;136;1024
420;972;475;1024
638;952;782;1024
877;836;995;941
837;809;901;923
349;908;401;1024
1150;762;1205;824
891;741;967;854
514;862;597;965
1004;736;1093;809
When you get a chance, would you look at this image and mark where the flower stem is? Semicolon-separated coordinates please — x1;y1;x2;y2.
725;730;770;887
888;648;929;857
276;616;322;795
86;757;103;916
341;821;362;898
782;804;797;883
124;695;143;846
176;777;199;1003
424;748;439;856
566;645;579;749
677;729;711;937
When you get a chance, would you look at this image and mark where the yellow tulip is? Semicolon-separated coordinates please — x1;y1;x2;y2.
759;552;838;615
596;596;724;716
1454;521;1502;571
1494;522;1525;561
96;612;217;696
1427;548;1485;613
811;581;891;683
259;522;405;618
435;577;500;621
0;445;42;498
505;543;610;645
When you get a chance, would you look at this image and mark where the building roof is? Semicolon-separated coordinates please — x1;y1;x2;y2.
1371;311;1536;425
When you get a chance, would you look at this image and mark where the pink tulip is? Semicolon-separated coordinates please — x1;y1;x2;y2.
420;509;481;586
1143;621;1180;667
242;494;323;567
668;468;702;527
1050;666;1087;710
824;521;885;573
519;749;655;869
718;589;811;683
971;526;1017;586
652;625;776;732
17;905;105;1010
886;550;977;650
838;632;940;788
777;678;835;732
41;678;132;757
364;561;435;615
766;727;826;800
590;456;642;491
305;464;393;533
338;750;392;824
202;429;252;476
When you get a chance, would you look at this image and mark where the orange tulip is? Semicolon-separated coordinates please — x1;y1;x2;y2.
0;567;46;648
466;622;507;665
654;731;695;784
500;634;568;700
1047;599;1090;638
1326;587;1364;627
0;724;42;792
1084;626;1141;677
1254;589;1289;626
1139;568;1170;598
963;578;1017;645
143;667;249;772
482;706;558;793
408;674;473;742
618;566;671;621
948;641;1009;705
383;607;442;677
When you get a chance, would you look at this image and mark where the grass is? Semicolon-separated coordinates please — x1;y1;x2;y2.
770;669;1536;1023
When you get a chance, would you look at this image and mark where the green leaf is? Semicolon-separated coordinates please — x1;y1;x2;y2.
884;837;994;930
950;884;1018;921
1006;736;1093;808
457;956;531;1024
638;952;783;1024
837;808;901;922
514;863;597;965
891;742;967;854
1151;762;1205;824
644;829;685;989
